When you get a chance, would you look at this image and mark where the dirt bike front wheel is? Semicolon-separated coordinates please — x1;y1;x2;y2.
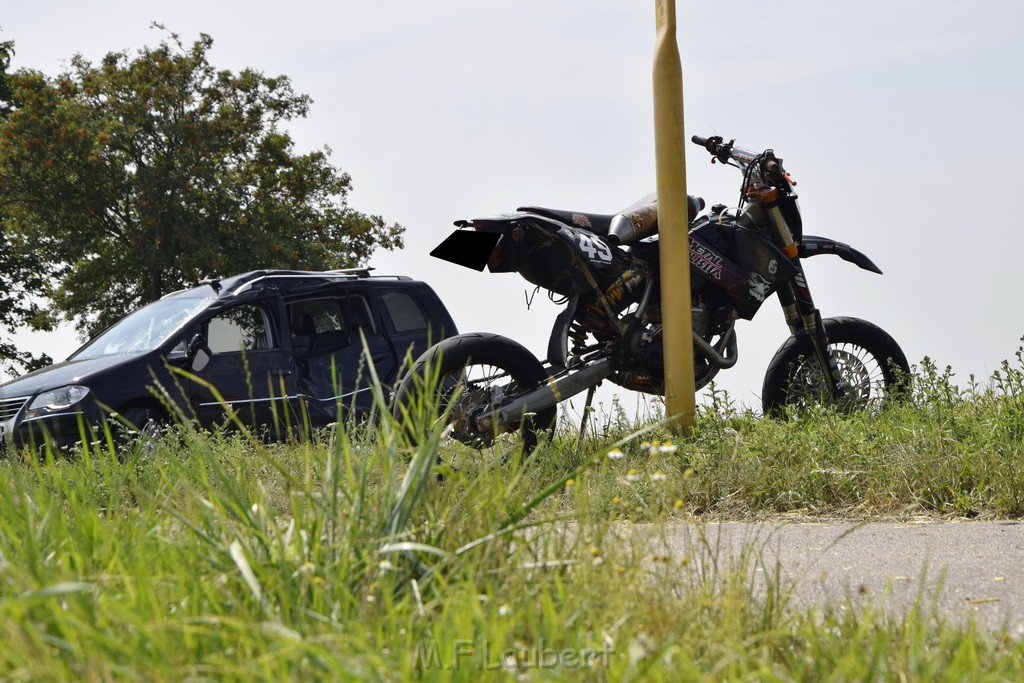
761;316;910;416
393;332;557;456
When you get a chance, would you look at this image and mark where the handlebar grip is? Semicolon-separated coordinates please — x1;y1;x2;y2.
691;134;724;155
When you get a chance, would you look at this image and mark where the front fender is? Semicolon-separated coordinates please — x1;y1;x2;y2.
798;236;882;274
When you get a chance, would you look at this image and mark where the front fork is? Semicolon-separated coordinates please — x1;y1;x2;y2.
761;188;848;399
777;266;848;399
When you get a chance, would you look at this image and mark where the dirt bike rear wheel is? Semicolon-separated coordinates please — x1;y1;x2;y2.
393;332;557;456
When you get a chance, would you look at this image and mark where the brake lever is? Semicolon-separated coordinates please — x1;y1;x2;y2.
715;138;735;165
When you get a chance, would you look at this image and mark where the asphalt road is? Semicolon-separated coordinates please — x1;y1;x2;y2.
651;520;1024;633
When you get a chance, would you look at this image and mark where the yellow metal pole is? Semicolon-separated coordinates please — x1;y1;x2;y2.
653;0;696;433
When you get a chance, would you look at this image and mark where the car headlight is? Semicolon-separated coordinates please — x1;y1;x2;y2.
25;385;91;417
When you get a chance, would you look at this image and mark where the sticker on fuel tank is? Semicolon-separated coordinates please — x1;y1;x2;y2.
690;242;724;280
747;273;772;302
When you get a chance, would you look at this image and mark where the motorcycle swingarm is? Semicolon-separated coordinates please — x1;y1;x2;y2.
476;357;616;434
798;236;882;274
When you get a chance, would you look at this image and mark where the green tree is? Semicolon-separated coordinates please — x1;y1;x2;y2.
0;37;12;115
0;27;403;343
1;37;52;375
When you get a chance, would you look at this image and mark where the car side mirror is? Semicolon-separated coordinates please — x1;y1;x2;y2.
187;333;212;372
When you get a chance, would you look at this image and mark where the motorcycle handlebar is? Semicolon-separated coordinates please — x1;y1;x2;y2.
691;134;760;166
691;134;714;149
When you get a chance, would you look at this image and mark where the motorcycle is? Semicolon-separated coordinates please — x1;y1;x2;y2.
394;134;909;453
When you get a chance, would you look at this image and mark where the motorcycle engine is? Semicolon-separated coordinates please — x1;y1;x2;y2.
615;291;722;394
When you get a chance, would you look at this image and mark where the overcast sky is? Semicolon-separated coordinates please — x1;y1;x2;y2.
3;1;1023;416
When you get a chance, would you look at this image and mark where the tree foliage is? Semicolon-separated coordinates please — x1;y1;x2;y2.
0;38;13;115
1;37;52;374
0;28;403;345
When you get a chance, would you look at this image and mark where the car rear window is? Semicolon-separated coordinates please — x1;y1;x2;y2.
287;295;375;355
381;291;428;333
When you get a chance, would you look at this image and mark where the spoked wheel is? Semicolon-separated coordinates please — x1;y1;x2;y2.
393;333;557;457
762;316;910;415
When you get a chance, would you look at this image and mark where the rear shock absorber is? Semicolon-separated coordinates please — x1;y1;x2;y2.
586;270;644;319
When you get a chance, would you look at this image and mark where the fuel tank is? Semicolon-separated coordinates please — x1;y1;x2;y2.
686;216;798;319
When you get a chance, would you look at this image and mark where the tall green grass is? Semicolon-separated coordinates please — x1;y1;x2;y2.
2;346;1024;678
559;349;1024;519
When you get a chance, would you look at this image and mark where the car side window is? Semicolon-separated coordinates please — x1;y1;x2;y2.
380;290;428;333
288;295;375;356
206;304;274;354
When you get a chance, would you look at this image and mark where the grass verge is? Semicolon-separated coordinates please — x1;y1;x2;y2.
3;427;1024;680
1;348;1023;678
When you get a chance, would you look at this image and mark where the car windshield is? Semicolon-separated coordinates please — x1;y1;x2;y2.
71;296;215;360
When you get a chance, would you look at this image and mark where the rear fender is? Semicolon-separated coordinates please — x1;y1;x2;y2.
434;212;566;272
430;229;503;271
799;236;883;274
455;211;564;230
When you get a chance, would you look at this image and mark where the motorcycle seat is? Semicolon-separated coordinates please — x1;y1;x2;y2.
517;206;616;237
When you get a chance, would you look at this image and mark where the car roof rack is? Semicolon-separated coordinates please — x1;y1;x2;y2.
225;268;411;296
328;267;375;277
161;268;412;300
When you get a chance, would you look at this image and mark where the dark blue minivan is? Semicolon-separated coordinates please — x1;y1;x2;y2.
0;269;457;450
